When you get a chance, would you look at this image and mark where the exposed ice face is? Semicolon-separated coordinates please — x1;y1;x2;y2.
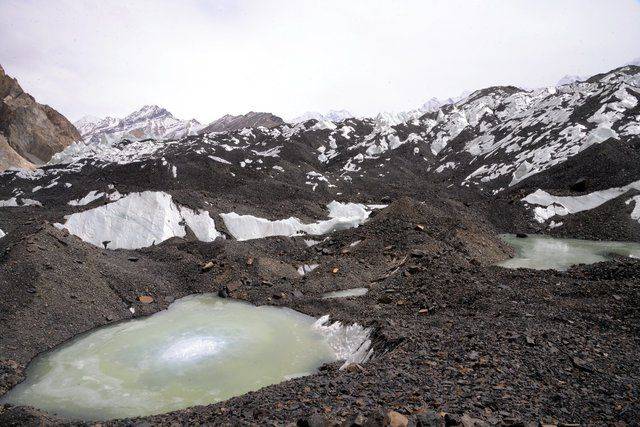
497;234;640;271
522;180;640;223
60;191;220;249
0;295;368;421
220;201;377;241
0;228;5;239
313;315;372;369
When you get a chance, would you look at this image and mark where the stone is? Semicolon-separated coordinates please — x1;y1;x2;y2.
217;287;229;298
201;261;215;272
138;295;154;304
387;411;409;427
412;411;442;427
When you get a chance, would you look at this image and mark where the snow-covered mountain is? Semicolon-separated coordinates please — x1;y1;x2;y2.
291;110;355;124
20;65;636;192
75;105;202;144
4;63;640;242
625;57;640;67
556;75;583;86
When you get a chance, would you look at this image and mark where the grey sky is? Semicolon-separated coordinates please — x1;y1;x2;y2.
1;0;639;123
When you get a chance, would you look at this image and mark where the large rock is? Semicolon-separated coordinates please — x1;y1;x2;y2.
0;64;80;171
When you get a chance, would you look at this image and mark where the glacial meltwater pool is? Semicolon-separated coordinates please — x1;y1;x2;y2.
0;295;367;421
497;234;640;271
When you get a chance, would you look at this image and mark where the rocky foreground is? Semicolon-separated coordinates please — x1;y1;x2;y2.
0;195;638;426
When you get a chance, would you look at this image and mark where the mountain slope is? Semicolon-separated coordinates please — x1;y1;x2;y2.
0;65;80;171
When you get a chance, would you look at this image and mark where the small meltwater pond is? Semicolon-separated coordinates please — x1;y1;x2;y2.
1;295;370;421
497;234;640;271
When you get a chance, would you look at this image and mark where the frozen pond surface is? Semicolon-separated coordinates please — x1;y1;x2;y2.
322;288;369;299
497;234;640;271
1;295;369;421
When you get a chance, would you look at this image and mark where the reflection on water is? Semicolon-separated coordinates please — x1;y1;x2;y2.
497;234;640;271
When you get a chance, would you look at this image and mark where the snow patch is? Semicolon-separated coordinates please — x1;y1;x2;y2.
60;192;220;249
297;264;319;276
220;202;375;241
68;191;104;206
208;155;232;165
523;180;640;223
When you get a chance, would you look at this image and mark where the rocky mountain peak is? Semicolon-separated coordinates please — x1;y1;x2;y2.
199;111;284;134
0;64;80;171
124;105;172;123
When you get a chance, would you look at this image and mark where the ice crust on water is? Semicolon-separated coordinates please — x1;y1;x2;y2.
522;180;640;223
60;191;220;249
220;201;379;241
0;294;372;420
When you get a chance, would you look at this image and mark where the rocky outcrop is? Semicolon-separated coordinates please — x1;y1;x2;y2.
0;65;80;171
199;111;284;134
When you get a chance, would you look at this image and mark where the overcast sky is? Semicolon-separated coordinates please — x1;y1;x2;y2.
1;0;639;123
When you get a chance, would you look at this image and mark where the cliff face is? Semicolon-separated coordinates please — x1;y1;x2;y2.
0;65;80;171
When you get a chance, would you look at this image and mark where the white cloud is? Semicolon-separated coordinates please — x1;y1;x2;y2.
1;0;639;122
